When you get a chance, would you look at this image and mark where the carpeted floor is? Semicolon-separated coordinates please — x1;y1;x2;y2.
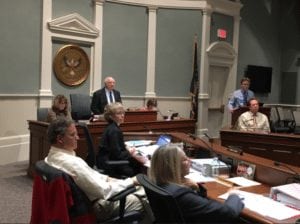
0;161;32;223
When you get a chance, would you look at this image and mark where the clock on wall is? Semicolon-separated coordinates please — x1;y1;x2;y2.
53;44;90;86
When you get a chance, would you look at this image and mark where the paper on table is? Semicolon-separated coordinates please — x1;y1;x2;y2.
185;168;216;183
125;140;153;147
219;190;300;220
226;176;261;187
135;145;160;157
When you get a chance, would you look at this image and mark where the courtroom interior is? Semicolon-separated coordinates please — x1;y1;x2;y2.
1;0;300;223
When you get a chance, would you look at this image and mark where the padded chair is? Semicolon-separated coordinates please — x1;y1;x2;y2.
136;174;185;223
70;94;92;121
277;107;296;132
76;122;96;168
37;107;49;122
269;107;290;133
292;110;300;134
31;160;142;224
30;160;96;224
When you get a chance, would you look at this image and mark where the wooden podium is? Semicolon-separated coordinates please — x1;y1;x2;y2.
231;106;271;127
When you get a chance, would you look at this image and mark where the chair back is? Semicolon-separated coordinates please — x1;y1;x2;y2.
137;174;185;223
30;160;96;224
76;122;96;168
37;108;49;122
70;94;92;120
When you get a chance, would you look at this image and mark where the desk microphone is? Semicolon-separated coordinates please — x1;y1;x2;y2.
188;133;217;158
188;133;197;140
143;125;153;134
273;161;300;182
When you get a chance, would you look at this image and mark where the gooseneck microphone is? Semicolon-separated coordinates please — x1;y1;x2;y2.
143;125;153;134
274;161;300;182
188;133;217;158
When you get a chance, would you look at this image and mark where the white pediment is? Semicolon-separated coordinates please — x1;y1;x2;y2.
206;41;236;67
48;13;99;38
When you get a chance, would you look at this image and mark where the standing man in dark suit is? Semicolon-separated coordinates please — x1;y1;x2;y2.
91;76;122;115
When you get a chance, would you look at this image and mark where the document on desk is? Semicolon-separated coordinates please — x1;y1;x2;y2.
225;177;261;187
125;140;153;147
219;190;300;220
135;145;160;157
185;168;216;183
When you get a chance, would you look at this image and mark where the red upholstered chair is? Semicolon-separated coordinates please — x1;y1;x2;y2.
30;160;96;224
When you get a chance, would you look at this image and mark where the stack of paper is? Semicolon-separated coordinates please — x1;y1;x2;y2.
219;189;300;220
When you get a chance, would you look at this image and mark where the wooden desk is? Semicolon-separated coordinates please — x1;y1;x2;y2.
124;111;157;122
27;119;196;176
220;127;300;166
124;132;300;223
231;106;271;127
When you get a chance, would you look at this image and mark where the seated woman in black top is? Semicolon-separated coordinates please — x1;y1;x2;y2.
96;102;146;177
149;145;244;223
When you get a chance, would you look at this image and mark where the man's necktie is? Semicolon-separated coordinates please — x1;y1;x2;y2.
109;91;113;103
243;91;248;106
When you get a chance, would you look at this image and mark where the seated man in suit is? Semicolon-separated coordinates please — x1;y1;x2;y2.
237;98;270;133
91;76;122;115
45;118;145;221
228;77;255;113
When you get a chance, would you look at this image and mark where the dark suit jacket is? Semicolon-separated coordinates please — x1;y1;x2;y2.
90;88;122;114
163;184;244;223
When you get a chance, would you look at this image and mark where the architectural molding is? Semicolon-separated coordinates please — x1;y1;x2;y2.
48;13;99;38
206;41;236;67
106;0;241;16
0;135;29;165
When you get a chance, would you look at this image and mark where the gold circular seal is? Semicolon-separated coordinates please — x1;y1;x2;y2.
53;45;90;86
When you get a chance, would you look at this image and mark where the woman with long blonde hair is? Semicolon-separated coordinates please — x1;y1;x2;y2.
47;94;72;123
149;145;244;223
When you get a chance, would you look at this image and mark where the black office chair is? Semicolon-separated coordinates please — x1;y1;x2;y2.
31;160;142;224
292;110;300;134
31;160;96;224
70;93;92;121
37;107;49;122
276;107;295;133
136;174;185;223
269;107;290;133
76;122;96;168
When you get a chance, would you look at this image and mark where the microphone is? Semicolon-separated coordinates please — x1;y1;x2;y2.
188;133;197;140
188;133;218;158
143;125;153;134
273;161;300;182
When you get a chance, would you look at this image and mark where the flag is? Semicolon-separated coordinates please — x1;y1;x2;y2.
189;36;199;120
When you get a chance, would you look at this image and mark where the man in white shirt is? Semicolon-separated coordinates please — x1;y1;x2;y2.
45;118;144;221
237;98;270;133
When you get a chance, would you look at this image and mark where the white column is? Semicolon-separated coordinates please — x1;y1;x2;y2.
92;0;105;94
145;6;157;98
230;14;241;97
39;0;53;107
196;8;212;136
297;58;300;104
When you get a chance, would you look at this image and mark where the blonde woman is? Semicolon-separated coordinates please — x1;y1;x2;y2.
47;95;72;123
149;145;244;223
96;102;147;177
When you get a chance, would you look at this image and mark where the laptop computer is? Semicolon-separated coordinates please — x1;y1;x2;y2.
156;134;171;146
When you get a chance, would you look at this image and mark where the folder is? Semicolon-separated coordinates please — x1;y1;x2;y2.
270;183;300;209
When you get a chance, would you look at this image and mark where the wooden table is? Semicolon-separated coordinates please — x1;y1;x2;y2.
125;132;300;223
27;119;196;176
220;127;300;166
